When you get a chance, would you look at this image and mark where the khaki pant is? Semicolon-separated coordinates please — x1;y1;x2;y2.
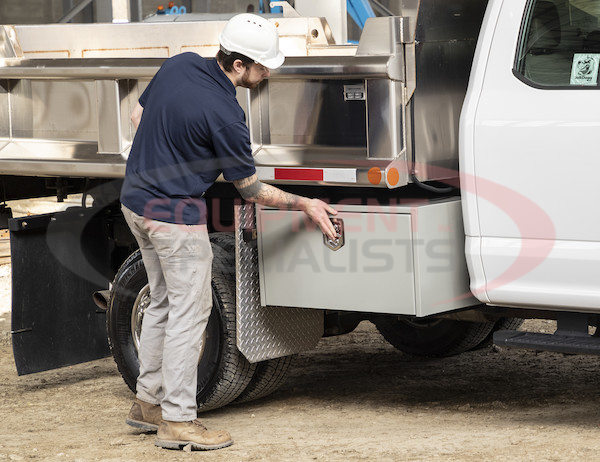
122;205;213;421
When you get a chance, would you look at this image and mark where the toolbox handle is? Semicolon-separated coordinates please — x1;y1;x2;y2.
323;218;344;251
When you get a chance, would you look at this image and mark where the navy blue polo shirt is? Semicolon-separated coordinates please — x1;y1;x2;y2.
120;52;256;225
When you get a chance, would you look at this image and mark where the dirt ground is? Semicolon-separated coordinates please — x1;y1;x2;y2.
2;290;600;462
0;191;597;462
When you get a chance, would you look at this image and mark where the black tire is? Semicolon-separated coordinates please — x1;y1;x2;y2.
374;317;496;357
107;245;256;412
474;317;525;350
106;250;146;392
209;232;235;254
233;355;295;404
209;230;295;405
493;317;525;332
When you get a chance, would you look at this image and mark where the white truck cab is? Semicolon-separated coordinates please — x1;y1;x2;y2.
462;0;600;310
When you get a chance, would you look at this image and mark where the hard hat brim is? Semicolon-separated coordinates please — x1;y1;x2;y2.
257;51;285;70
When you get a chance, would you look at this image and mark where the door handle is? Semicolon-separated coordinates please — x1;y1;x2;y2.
323;218;344;251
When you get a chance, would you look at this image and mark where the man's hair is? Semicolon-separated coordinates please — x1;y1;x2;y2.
217;49;254;72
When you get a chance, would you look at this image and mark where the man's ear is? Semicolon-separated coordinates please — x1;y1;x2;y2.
232;59;245;74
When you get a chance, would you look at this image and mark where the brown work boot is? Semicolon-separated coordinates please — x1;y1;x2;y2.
155;419;233;451
126;398;162;432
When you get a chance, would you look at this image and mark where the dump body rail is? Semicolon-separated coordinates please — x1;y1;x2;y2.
0;1;486;189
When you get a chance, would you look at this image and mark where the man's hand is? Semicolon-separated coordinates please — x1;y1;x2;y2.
233;174;338;240
301;198;338;241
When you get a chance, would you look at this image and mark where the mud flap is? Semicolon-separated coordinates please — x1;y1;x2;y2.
10;207;112;375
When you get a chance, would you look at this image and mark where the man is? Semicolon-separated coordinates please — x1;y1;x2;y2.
120;13;337;451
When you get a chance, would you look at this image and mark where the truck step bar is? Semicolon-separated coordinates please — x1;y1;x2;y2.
493;330;600;356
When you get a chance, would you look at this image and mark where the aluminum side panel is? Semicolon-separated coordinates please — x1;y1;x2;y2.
412;200;478;316
257;207;417;314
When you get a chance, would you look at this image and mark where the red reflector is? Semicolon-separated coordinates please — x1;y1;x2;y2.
274;168;324;181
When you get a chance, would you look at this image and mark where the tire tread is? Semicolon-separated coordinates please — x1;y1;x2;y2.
234;355;295;404
374;318;496;358
197;245;256;411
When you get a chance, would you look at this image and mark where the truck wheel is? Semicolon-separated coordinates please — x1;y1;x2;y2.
373;317;495;357
233;355;295;404
208;231;295;405
209;232;235;254
107;245;256;412
473;317;525;350
493;317;524;332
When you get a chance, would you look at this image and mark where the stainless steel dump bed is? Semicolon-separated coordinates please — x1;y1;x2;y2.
0;0;486;188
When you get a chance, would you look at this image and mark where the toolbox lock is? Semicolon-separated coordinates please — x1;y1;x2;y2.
323;218;344;251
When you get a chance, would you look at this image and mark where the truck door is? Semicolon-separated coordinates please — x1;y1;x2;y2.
461;0;600;309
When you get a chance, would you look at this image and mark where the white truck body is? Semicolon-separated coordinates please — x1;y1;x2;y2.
3;0;600;409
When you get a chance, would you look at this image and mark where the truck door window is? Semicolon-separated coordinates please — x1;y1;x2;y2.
515;0;600;87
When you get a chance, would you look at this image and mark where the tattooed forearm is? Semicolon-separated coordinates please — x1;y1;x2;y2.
234;174;338;240
234;174;263;200
234;174;304;210
255;184;302;209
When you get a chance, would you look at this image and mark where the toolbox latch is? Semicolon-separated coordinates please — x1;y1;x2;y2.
323;218;344;251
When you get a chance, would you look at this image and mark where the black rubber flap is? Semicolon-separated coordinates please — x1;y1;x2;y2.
10;207;111;375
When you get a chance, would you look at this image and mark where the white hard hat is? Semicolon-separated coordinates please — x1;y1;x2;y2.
219;13;285;69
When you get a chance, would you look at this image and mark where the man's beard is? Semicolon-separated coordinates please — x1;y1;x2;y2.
240;67;260;89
